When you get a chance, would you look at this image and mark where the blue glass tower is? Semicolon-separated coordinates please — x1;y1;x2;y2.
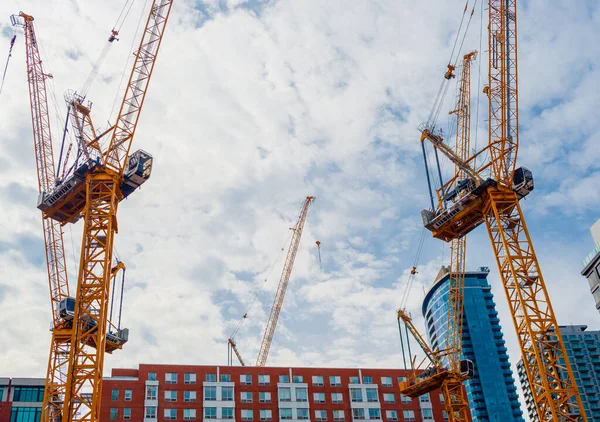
422;266;524;422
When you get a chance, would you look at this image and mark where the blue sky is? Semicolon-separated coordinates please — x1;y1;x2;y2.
0;0;599;419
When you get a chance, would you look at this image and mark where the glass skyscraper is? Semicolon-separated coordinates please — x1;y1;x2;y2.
422;266;524;422
518;325;600;421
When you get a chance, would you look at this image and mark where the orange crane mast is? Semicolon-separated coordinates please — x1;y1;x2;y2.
256;196;314;367
10;12;73;422
417;1;586;420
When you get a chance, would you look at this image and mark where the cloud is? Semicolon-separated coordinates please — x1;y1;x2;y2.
1;2;599;421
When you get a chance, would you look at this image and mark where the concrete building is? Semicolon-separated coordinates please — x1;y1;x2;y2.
0;377;45;421
422;266;524;422
581;218;600;314
517;325;600;422
101;364;451;422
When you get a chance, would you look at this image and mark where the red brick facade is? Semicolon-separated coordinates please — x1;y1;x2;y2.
101;364;457;422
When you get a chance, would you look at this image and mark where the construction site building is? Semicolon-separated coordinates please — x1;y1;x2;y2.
101;364;451;422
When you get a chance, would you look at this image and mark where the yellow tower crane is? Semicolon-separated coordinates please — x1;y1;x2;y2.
416;1;585;420
399;51;477;422
13;2;174;421
10;12;72;422
256;196;314;367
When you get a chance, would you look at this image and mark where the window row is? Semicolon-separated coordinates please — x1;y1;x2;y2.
147;373;407;387
138;407;415;422
111;389;133;401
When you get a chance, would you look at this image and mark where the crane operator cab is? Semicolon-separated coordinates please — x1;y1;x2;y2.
459;359;474;379
121;149;153;199
58;297;129;352
512;167;534;199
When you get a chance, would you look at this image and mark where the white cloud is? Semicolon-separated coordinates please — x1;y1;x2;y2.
1;1;599;421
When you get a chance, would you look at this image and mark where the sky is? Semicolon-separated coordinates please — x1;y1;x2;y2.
0;0;599;419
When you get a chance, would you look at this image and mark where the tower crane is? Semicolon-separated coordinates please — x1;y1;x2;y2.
10;12;73;422
13;2;173;421
416;1;585;420
256;196;314;367
399;51;478;422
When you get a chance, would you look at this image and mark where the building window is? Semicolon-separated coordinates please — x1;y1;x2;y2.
185;373;197;384
385;410;397;421
110;408;118;420
293;375;304;383
204;386;217;401
313;392;326;403
222;386;234;401
439;393;445;404
403;410;415;421
241;391;253;403
420;393;430;403
124;390;132;401
146;385;158;400
146;407;157;419
259;391;272;403
184;391;197;402
363;376;373;384
11;387;44;403
297;408;309;420
279;387;292;402
329;375;341;386
148;372;157;381
242;409;254;421
279;375;290;383
204;407;217;420
223;408;234;420
333;410;345;421
312;375;324;386
442;410;449;421
280;408;293;420
166;372;178;384
221;374;231;382
380;376;392;387
368;409;380;420
331;392;343;403
315;410;327;421
352;408;365;420
240;374;252;385
165;390;177;402
383;393;395;403
184;409;197;421
350;388;363;402
397;376;406;384
205;373;217;382
349;376;359;384
259;374;270;385
111;389;119;401
366;388;378;402
124;408;131;420
422;409;433;420
165;408;177;421
400;394;411;404
296;388;308;402
260;409;273;421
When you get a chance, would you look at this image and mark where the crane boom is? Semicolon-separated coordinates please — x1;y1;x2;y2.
104;0;173;174
228;339;246;366
256;196;314;367
11;12;73;422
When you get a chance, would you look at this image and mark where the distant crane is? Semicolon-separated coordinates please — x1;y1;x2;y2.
256;196;314;366
416;0;585;420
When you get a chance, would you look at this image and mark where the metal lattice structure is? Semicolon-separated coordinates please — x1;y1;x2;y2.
256;196;314;367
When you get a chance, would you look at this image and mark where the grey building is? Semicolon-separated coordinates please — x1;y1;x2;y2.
517;325;600;421
581;218;600;314
0;377;45;421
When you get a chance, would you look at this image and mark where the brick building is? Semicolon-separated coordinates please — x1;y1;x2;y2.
102;364;453;422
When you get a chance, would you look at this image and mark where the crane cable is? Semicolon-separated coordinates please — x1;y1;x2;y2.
399;227;427;311
79;0;138;98
0;34;16;98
